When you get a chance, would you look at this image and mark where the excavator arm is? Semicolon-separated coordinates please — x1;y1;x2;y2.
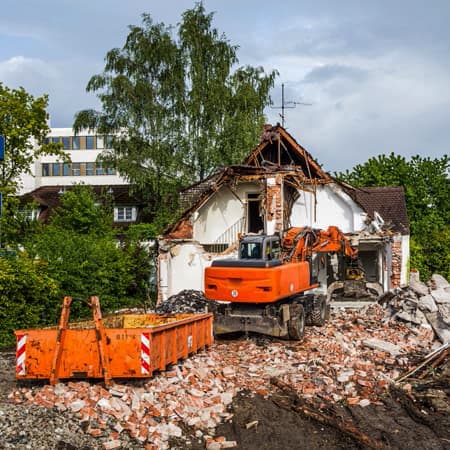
281;226;358;263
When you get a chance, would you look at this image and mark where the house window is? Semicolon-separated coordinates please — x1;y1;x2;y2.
86;162;95;176
18;208;38;220
73;136;80;150
115;206;136;222
72;163;81;176
86;136;95;149
42;164;50;176
62;137;70;149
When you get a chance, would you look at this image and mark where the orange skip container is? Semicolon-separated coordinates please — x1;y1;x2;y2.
14;296;213;386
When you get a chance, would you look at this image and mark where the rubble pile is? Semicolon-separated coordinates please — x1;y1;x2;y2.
380;273;450;343
6;305;438;449
155;290;218;314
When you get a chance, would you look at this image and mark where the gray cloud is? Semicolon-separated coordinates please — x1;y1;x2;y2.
303;64;368;84
1;0;449;171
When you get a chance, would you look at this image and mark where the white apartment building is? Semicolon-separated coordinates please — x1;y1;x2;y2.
20;128;128;195
19;128;142;225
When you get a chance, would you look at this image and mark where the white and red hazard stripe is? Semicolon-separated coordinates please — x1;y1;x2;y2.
16;334;27;376
140;332;150;375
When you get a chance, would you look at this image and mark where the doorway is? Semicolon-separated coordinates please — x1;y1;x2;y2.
247;193;264;233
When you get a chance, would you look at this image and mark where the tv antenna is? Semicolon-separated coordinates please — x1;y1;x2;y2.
271;83;312;127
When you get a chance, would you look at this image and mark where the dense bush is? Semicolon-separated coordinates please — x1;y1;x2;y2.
0;253;60;348
0;185;154;348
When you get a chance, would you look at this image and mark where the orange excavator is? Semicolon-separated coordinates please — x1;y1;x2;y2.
204;226;364;339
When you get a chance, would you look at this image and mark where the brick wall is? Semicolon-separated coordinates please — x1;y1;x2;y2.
266;175;283;232
391;237;402;288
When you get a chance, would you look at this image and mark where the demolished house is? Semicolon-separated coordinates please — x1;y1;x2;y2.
158;124;409;302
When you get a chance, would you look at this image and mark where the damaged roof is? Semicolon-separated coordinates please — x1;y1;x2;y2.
167;125;410;237
179;124;332;212
342;185;410;234
244;124;332;181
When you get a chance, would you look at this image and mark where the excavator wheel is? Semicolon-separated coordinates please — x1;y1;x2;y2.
288;304;305;340
310;295;327;327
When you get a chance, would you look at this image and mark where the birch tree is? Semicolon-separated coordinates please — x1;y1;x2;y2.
74;3;277;228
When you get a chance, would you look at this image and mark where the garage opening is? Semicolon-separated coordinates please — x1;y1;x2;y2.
358;250;378;282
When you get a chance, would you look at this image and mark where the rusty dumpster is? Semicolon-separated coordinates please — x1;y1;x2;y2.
15;296;213;386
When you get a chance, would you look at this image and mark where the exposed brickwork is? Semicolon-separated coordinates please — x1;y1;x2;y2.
391;239;402;288
166;220;193;239
266;175;283;232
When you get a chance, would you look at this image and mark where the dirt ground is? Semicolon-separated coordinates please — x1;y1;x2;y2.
207;388;449;450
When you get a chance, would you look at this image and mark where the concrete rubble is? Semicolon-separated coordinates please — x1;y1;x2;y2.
6;304;439;449
380;273;450;343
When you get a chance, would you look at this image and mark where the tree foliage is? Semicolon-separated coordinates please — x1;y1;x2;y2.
337;153;450;280
0;83;65;193
74;3;277;228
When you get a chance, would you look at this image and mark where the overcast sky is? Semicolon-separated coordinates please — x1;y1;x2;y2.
1;0;449;172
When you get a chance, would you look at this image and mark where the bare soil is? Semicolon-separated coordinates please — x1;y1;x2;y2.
209;388;450;450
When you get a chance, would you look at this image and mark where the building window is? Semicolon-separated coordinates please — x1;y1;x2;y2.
51;137;60;144
73;136;80;150
62;137;70;150
86;136;95;149
63;163;70;176
106;166;115;175
72;163;81;176
115;206;136;222
96;136;104;149
106;136;113;148
52;163;61;176
42;164;50;177
96;162;104;175
86;162;95;176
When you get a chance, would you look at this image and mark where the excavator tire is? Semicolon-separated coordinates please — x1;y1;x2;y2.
288;304;305;340
310;295;327;326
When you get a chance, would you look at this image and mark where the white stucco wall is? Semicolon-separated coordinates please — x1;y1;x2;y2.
158;242;218;302
291;184;367;232
192;182;260;243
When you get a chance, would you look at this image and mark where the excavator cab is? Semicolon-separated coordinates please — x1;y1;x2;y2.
239;235;281;261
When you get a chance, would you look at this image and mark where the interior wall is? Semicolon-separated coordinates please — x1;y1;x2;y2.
192;182;260;243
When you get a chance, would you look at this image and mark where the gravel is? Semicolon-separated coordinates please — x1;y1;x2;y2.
155;290;219;314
